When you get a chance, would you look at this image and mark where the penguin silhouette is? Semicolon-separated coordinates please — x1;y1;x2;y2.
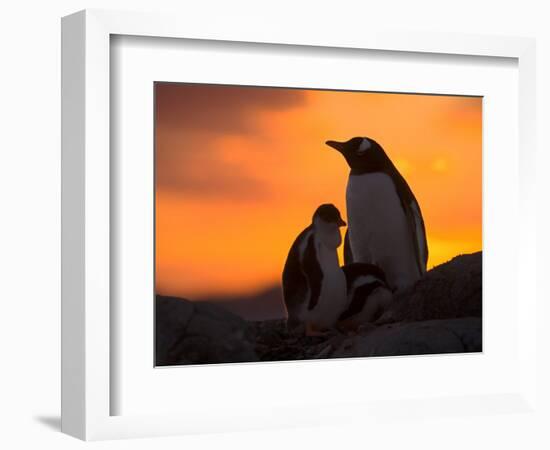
326;137;428;290
282;204;348;336
337;262;393;332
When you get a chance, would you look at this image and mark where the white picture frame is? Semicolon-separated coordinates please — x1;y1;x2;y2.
61;9;537;441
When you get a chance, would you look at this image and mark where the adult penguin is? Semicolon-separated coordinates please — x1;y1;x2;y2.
326;136;428;290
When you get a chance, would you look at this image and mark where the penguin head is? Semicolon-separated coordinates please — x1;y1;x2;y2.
312;204;346;249
325;136;386;170
313;204;346;227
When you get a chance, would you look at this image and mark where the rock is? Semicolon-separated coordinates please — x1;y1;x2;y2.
251;317;481;360
328;317;482;358
378;252;482;324
316;345;333;358
155;295;195;365
155;296;258;366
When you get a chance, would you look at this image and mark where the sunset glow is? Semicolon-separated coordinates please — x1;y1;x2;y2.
155;83;482;300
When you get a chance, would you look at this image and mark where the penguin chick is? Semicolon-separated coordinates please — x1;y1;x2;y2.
282;204;348;336
337;263;393;332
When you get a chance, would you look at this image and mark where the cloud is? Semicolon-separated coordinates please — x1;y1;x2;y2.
155;83;306;199
156;83;304;133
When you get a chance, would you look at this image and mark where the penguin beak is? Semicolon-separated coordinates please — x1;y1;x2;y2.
338;218;347;227
325;140;344;152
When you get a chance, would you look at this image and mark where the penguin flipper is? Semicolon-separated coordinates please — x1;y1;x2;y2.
408;199;428;275
391;169;428;276
343;229;354;265
282;228;311;323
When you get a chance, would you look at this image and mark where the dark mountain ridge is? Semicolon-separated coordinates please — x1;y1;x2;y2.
195;285;285;321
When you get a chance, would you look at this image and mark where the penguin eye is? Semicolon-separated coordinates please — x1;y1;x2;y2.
356;138;371;155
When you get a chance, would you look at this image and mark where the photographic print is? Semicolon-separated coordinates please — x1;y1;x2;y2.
154;83;482;366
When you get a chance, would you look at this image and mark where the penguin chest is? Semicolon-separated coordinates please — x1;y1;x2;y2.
346;173;417;283
320;263;346;306
309;246;347;326
346;172;406;235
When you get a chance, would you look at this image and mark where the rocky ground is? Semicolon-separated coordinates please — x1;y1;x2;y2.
155;295;258;365
252;316;481;361
156;252;482;366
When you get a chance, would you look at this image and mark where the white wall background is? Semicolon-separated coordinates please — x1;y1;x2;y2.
0;0;548;448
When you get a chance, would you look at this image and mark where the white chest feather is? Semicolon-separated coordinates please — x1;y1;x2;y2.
346;173;406;236
306;240;347;327
317;245;343;287
318;244;345;298
347;172;400;214
346;172;419;289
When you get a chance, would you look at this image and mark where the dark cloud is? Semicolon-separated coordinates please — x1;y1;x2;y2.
155;83;306;199
156;82;304;134
157;145;270;201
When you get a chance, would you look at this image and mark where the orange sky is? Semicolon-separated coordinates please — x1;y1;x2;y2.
155;83;482;300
